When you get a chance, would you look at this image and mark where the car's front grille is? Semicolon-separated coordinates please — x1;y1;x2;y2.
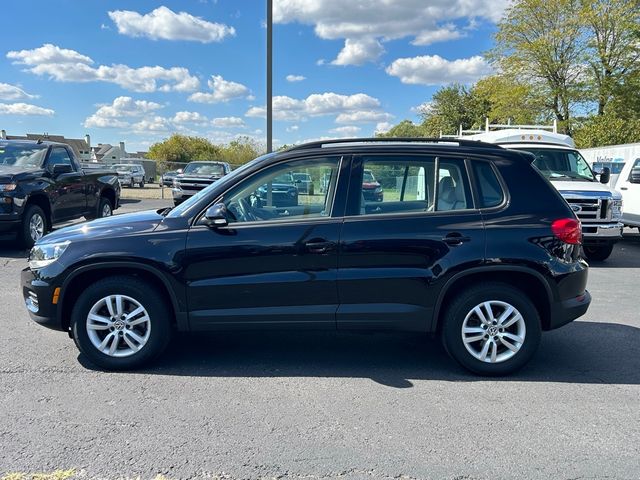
566;198;610;223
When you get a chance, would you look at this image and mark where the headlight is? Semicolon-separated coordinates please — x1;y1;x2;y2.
28;241;70;269
612;199;623;220
374;186;383;193
173;179;180;188
0;183;17;192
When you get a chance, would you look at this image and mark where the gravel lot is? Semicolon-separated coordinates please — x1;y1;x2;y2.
1;199;639;479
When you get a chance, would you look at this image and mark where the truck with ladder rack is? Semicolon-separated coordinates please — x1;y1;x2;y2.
450;120;623;261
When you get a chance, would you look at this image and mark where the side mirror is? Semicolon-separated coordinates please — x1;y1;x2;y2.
52;164;72;176
599;166;611;184
177;169;183;174
630;167;640;184
204;203;228;228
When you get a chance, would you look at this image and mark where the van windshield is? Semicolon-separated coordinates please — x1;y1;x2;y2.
515;147;595;182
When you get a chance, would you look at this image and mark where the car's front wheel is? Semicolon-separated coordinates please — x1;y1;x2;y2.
441;282;541;376
71;276;172;370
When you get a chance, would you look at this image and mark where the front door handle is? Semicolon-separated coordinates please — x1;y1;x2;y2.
620;187;628;190
305;240;335;253
442;232;471;246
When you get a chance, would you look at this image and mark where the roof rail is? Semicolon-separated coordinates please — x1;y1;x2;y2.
285;137;503;152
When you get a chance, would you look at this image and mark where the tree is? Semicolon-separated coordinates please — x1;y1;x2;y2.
573;113;640;148
581;0;640;116
490;0;586;133
377;120;427;138
471;75;547;125
147;134;221;164
219;136;264;167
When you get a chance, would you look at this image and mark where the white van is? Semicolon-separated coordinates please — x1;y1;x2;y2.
615;158;640;229
459;122;624;261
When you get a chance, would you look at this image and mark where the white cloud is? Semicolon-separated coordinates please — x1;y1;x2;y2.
273;0;508;65
332;38;384;66
131;116;173;134
335;110;394;124
84;96;162;128
0;102;54;116
245;92;385;123
412;24;464;46
7;44;200;93
386;55;492;85
109;6;235;43
375;122;393;134
286;74;306;82
0;83;37;101
286;125;299;132
329;125;361;136
188;75;250;103
411;101;432;114
212;116;246;127
173;111;209;125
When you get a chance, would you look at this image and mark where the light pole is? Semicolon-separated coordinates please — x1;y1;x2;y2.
266;0;273;153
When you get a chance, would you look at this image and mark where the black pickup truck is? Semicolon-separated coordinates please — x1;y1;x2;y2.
0;139;120;247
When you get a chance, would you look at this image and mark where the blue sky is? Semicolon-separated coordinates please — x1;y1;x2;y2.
0;0;504;152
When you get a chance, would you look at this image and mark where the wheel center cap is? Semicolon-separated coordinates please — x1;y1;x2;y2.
488;326;499;336
113;320;125;330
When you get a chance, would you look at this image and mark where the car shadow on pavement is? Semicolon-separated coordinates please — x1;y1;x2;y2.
79;320;640;388
0;236;28;258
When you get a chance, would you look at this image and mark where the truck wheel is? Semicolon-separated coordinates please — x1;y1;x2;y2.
71;276;172;370
583;244;614;262
97;197;113;218
129;178;135;188
441;282;541;376
19;204;47;249
139;179;145;188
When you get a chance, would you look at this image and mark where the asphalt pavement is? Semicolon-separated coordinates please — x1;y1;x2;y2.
0;200;639;479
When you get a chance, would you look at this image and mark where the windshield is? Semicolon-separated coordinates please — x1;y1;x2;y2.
516;148;595;182
363;170;376;182
292;173;310;181
112;165;135;172
0;144;47;168
274;173;294;184
183;162;225;175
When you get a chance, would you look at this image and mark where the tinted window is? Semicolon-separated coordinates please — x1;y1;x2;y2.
357;156;472;216
472;161;504;208
0;144;47;167
48;148;74;170
223;157;341;223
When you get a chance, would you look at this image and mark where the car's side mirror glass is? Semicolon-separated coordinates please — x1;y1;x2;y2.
204;203;228;228
52;164;73;176
630;167;640;184
599;166;610;184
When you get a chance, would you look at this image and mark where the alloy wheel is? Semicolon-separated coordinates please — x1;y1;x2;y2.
461;300;526;363
29;213;45;242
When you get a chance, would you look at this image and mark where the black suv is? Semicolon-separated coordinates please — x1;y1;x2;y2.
21;139;591;375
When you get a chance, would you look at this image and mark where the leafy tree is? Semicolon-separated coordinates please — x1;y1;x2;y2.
580;0;640;115
147;134;221;164
377;120;428;138
573;113;640;148
219;136;264;167
490;0;586;133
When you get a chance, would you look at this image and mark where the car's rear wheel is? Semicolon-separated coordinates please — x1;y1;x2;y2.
97;197;112;218
19;204;47;249
441;282;541;376
71;276;172;370
583;244;614;262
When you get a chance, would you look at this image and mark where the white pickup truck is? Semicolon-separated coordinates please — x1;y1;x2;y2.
462;124;623;261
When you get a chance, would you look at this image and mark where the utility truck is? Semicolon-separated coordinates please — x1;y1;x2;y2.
455;121;623;261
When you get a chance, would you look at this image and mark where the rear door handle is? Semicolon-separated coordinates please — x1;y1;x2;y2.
305;240;335;253
442;232;471;246
620;187;628;190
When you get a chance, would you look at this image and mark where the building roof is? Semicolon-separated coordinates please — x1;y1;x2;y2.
7;133;89;157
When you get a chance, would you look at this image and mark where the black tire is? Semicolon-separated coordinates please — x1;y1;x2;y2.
71;276;172;370
441;282;542;376
583;244;614;262
139;179;145;188
18;204;47;249
129;178;135;188
96;196;112;218
309;185;315;196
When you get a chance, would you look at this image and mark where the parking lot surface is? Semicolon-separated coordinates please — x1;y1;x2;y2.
1;199;639;479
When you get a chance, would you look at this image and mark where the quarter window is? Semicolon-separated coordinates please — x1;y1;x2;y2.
223;157;341;223
472;161;504;208
47;148;74;170
357;156;472;216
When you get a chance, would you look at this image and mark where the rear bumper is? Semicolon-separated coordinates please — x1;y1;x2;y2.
548;290;591;330
582;222;623;243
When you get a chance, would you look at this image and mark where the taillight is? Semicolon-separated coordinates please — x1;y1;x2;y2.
551;218;582;244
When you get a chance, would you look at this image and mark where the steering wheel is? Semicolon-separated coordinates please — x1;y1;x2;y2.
228;197;257;222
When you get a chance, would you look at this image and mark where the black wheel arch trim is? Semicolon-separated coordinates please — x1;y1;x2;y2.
431;265;554;331
58;261;187;331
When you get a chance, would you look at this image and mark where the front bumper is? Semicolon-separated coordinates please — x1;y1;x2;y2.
581;222;623;243
172;187;198;203
21;267;63;331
